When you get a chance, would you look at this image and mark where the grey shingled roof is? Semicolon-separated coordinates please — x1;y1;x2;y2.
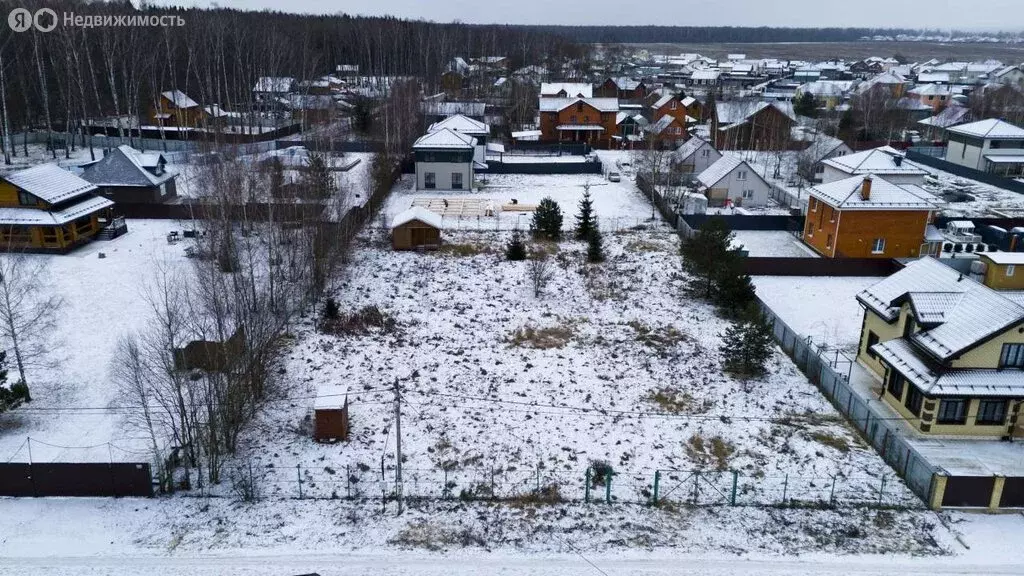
821;146;928;176
412;128;476;150
2;164;98;204
672;136;718;163
872;339;1024;398
809;174;942;211
80;146;176;188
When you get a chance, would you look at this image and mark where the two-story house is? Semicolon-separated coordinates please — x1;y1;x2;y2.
594;77;647;101
708;100;796;151
412;128;478;191
0;164;119;252
671;136;722;181
151;90;202;127
803;175;943;258
820;146;928;185
857;258;1024;437
427;114;489;165
538;97;620;148
944;119;1024;177
696;155;771;208
80;145;179;204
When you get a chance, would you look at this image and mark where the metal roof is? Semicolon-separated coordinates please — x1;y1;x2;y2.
947;118;1024;140
821;146;928;176
555;125;605;131
672;136;718;163
391;206;442;229
428;114;488;135
873;338;1024;397
81;145;176;188
0;195;113;226
538;97;619;113
696;155;762;189
809;174;942;211
2;164;98;204
540;83;592;98
412;128;476;150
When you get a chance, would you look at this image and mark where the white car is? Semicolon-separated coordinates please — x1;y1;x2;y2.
607;171;621;182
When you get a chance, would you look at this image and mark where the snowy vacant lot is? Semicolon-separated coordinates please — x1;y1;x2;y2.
753;276;879;353
0;220;190;463
229;220;916;508
734;230;819;257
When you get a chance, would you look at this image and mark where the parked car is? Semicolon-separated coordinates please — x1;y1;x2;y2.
607;171;621;182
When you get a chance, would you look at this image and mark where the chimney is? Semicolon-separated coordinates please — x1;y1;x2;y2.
894;155;903;167
860;176;873;201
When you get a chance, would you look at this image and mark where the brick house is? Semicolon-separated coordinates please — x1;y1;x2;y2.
594;77;647;101
538;97;620;148
803;175;943;259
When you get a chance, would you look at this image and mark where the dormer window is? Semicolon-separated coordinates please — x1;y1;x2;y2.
17;190;34;206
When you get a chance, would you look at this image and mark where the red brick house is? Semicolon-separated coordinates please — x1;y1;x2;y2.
538;97;620;148
594;77;648;101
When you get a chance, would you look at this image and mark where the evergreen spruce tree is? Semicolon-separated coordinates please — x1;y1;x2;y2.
721;309;775;377
575;184;597;240
586;228;605;263
304;153;335;200
713;257;756;314
530;197;563;241
505;229;527;261
0;350;28;413
268;157;285;198
680;217;733;299
794;91;818;118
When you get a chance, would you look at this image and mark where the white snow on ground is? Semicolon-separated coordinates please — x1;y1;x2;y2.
387;172;659;231
0;143;103;176
0;220;191;464
753;276;878;353
734;231;820;257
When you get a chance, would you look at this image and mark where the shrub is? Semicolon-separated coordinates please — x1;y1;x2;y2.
323;297;340;320
505;229;527;261
942;242;953;252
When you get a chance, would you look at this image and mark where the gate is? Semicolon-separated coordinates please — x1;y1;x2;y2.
942;476;995;508
654;470;735;506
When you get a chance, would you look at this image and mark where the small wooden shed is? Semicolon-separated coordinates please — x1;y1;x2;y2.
391;206;442;250
314;385;350;443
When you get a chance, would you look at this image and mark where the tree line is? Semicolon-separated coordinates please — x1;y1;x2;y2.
530;26;962;44
0;0;583;160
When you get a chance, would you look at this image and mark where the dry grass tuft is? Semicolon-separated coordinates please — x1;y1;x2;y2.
506;322;576;349
686;434;736;471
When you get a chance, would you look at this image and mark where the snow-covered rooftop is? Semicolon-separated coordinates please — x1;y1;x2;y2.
809;174;942;211
161;90;199;109
672;136;716;163
947;118;1024;140
2;164;98;204
697;155;747;188
0;195;113;226
412;128;476;150
81;145;176;188
873;338;1024;397
539;82;593;98
979;252;1024;265
538;97;619;113
428;114;488;135
821;146;928;176
391;206;442;229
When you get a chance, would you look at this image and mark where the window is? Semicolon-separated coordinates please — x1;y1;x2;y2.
576;102;583;111
742;189;754;199
809;197;817;211
670;101;677;110
672;127;681;135
701;149;709;157
451;172;463;190
866;331;880;358
570;115;578;123
887;371;905;399
903;315;917;338
583;115;590;123
818;209;824;231
936;398;967;425
829;208;835;223
991;140;1002;149
424;172;436;189
736;170;747;181
1007;264;1016;277
976;400;1007;425
826;233;833;249
1000;343;1024;368
17;190;34;206
904;385;924;416
871;238;885;254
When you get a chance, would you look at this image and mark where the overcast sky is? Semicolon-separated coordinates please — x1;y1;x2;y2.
158;0;1023;30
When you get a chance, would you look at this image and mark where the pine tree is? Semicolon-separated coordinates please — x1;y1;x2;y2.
794;91;818;118
304;153;335;200
721;309;775;378
268;157;285;198
575;184;596;240
680;217;733;299
0;350;28;413
586;229;605;263
713;257;756;314
505;229;527;261
531;197;563;241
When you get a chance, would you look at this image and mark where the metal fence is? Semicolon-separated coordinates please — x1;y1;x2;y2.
756;297;937;506
907;150;1024;195
213;460;921;509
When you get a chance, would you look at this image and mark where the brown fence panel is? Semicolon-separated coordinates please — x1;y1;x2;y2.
743;257;900;277
0;463;152;497
0;464;32;496
999;477;1024;508
942;476;994;508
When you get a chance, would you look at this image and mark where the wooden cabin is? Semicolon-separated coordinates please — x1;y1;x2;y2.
0;164;119;253
391;206;442;250
314;386;350;443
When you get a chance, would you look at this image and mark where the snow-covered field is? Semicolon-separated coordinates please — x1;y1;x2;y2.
0;220;191;464
753;276;878;353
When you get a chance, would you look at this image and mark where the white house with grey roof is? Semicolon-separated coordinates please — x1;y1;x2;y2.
944;118;1024;176
427;114;489;165
671;136;722;180
857;257;1024;438
412;128;478;191
696;155;770;208
821;146;929;185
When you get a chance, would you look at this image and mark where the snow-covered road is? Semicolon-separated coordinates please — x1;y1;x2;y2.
1;552;1022;576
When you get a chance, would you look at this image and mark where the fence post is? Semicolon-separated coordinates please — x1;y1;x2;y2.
652;470;660;505
693;470;700;505
878;474;887;507
781;474;788;506
585;468;591;503
444;469;449;499
346;465;351;499
297;464;303;499
605;469;614;504
490;466;495;499
829;475;837;507
730;470;738;506
536;462;541;492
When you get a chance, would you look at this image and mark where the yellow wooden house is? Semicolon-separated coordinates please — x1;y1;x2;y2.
856;258;1024;438
0;164;118;252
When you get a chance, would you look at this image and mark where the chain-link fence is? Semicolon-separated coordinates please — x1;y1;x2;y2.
756;297;938;507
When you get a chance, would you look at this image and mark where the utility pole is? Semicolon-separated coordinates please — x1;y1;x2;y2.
393;377;403;514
